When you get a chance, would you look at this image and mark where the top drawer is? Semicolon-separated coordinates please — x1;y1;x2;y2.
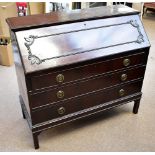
30;52;147;91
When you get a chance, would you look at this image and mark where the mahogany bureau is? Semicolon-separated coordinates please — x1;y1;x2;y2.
7;5;150;149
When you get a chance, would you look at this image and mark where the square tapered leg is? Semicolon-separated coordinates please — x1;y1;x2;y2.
133;99;141;114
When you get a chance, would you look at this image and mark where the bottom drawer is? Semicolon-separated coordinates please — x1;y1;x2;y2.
31;80;143;125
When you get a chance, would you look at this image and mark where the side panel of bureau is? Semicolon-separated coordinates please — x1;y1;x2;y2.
11;32;31;117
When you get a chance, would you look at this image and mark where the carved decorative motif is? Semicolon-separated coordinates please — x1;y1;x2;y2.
24;20;144;65
129;20;144;44
24;35;45;65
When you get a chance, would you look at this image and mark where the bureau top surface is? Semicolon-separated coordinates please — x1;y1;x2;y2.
7;5;138;31
9;5;150;74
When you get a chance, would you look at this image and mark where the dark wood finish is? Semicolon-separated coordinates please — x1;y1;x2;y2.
7;5;150;149
30;52;146;91
11;33;31;116
31;80;143;125
19;95;26;119
133;99;141;114
6;5;139;31
11;15;150;74
32;93;142;133
143;3;155;16
30;66;145;109
32;132;40;149
21;105;26;119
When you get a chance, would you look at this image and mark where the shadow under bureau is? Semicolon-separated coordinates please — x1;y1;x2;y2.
7;5;150;149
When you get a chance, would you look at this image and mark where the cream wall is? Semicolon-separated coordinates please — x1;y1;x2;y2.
132;3;144;12
0;2;18;36
28;2;45;15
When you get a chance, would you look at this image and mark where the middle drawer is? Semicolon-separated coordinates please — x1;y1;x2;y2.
29;65;145;109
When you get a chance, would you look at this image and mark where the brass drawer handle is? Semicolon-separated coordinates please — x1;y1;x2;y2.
56;74;64;83
58;107;65;115
119;89;125;97
123;59;130;67
57;90;64;99
121;74;127;81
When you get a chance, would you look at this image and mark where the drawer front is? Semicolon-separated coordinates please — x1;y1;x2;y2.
30;66;145;109
31;80;143;124
30;52;146;91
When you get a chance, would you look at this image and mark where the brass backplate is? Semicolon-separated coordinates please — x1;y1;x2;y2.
57;90;64;98
58;107;65;115
56;74;64;83
123;59;130;67
121;74;127;81
119;89;125;96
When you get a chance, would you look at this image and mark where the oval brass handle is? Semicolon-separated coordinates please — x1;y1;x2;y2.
119;89;125;97
123;59;130;67
121;74;127;81
57;90;64;99
58;107;65;115
56;74;64;83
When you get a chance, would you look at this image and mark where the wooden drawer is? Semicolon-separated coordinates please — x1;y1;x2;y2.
30;52;147;91
31;80;143;125
30;65;145;109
